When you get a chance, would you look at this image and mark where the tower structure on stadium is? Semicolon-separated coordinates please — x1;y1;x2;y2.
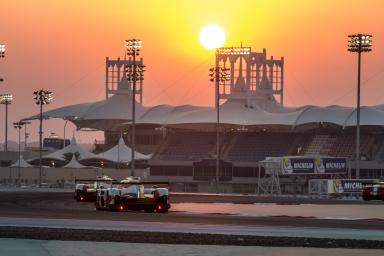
105;56;144;102
215;46;284;107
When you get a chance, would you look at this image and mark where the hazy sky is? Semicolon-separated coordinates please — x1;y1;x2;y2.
0;0;383;143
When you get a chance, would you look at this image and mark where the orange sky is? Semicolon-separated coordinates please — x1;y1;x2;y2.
0;0;383;143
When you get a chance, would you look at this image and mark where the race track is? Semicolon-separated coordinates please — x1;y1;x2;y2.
0;191;383;231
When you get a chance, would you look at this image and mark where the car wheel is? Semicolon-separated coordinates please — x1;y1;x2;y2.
155;204;168;213
75;191;81;201
144;208;154;213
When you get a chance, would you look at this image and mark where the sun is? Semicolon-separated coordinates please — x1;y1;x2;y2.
199;25;225;50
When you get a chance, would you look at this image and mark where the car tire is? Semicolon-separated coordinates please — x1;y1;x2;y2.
144;206;155;213
108;204;118;211
155;204;168;213
75;190;81;201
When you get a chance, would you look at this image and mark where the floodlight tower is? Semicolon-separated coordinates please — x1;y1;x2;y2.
125;39;145;176
33;89;53;186
348;34;372;179
0;94;13;151
209;66;230;193
0;44;5;83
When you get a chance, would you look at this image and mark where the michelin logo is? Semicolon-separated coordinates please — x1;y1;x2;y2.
343;182;362;190
293;162;313;169
325;162;346;169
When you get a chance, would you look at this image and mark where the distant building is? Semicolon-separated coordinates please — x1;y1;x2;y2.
43;138;70;150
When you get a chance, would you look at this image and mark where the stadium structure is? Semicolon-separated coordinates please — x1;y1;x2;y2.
24;46;384;194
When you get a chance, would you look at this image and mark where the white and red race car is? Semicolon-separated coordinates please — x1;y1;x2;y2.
74;176;114;202
362;182;384;201
95;181;170;213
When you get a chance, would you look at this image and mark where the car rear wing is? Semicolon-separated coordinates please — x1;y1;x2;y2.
362;181;384;186
75;179;117;183
111;181;170;186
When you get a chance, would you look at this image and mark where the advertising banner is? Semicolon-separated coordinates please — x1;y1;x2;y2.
280;156;347;175
282;157;315;174
316;157;348;174
329;179;377;194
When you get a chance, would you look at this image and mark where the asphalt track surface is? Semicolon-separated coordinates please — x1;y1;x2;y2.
0;191;383;230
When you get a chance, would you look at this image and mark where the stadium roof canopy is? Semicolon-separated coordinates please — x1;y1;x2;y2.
22;54;384;131
23;92;384;131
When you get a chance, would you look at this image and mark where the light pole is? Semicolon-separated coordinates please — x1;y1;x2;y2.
13;121;25;185
33;89;53;187
0;44;5;83
348;34;372;179
0;94;13;151
209;66;230;193
23;121;31;149
0;44;4;58
63;119;69;148
125;39;145;176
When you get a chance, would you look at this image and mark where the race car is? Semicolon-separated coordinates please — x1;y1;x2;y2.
95;182;171;213
74;176;114;202
362;182;384;201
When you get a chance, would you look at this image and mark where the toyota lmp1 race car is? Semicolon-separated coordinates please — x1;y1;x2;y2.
362;182;384;201
95;181;171;213
74;176;115;202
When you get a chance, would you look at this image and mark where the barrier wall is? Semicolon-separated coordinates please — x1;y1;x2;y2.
0;167;149;186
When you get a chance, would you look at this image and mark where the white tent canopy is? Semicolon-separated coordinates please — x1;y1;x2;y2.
63;155;88;169
96;137;150;163
43;136;99;161
11;155;33;168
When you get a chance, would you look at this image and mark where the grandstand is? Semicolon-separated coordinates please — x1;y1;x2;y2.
150;129;382;166
23;46;384;193
227;133;298;162
156;132;218;161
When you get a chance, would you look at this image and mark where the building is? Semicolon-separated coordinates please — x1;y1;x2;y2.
24;46;384;193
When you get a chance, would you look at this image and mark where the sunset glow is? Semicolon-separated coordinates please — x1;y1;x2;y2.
0;0;383;143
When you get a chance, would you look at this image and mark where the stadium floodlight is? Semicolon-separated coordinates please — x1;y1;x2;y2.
33;89;53;187
0;94;13;151
0;44;5;58
348;34;372;52
125;39;142;54
125;39;145;176
13;121;26;183
209;66;230;193
0;93;12;104
216;47;251;55
347;34;372;179
33;89;53;105
209;67;230;82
